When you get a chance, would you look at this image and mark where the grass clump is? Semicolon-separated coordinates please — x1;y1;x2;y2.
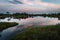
0;22;18;31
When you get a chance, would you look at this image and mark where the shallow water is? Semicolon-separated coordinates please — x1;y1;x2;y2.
0;16;60;40
0;16;60;25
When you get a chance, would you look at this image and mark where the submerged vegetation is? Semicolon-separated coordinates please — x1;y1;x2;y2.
11;24;60;40
0;22;18;31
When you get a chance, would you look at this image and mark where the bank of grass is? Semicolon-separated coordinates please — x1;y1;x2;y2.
11;24;60;40
0;22;18;31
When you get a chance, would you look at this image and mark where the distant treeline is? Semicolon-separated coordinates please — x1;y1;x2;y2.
0;12;60;19
0;12;29;19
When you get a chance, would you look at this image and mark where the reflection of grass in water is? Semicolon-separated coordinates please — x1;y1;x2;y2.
0;22;18;31
0;22;18;37
11;24;60;40
0;32;1;37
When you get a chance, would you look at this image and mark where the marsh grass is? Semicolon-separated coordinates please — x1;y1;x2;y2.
0;22;18;31
11;24;60;40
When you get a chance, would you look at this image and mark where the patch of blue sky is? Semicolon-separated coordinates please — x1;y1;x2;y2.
42;0;60;4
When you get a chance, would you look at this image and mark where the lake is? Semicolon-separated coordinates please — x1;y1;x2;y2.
0;16;60;40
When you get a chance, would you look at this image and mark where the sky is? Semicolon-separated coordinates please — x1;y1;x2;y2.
0;0;60;14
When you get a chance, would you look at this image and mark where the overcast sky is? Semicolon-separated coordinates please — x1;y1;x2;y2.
0;0;60;14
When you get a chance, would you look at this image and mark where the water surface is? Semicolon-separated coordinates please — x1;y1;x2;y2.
0;16;60;40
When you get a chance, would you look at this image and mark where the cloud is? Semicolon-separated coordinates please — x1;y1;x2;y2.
0;0;60;13
8;0;60;9
8;0;23;4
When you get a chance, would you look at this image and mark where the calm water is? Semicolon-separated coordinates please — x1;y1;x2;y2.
0;16;60;40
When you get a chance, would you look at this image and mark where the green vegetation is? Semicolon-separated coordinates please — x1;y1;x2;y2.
12;13;28;19
0;12;29;19
0;12;60;19
11;24;60;40
38;13;60;20
0;22;18;31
